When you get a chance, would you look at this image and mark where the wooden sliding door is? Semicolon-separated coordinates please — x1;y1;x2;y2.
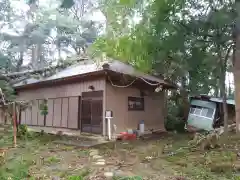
81;91;103;134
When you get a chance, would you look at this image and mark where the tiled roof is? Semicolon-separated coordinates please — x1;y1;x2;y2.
209;97;235;105
190;95;235;105
14;60;171;87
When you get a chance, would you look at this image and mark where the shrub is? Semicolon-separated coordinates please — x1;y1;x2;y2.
174;119;186;133
17;124;28;137
165;118;186;133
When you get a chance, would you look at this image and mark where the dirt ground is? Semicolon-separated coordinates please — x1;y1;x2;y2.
1;126;240;180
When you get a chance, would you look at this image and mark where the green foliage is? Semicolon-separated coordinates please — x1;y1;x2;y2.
39;99;48;116
0;80;15;102
0;159;30;180
92;0;234;95
45;156;61;164
60;0;74;9
17;124;28;137
165;118;186;133
67;168;90;180
234;176;240;180
165;92;187;133
90;0;235;126
68;176;83;180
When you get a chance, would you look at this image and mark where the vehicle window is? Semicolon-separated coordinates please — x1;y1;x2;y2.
201;108;208;117
206;108;214;118
194;108;202;115
190;105;214;118
190;107;195;114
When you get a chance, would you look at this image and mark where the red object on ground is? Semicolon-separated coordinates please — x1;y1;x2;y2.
117;132;137;140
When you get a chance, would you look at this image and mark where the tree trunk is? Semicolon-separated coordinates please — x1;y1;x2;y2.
233;40;240;133
31;44;37;69
18;106;21;126
58;45;61;60
228;73;232;97
218;41;229;135
43;115;46;126
16;51;24;72
180;76;189;121
233;0;240;133
12;102;17;148
38;44;45;69
220;72;228;135
214;83;219;97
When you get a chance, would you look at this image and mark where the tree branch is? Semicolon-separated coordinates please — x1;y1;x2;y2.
3;57;88;79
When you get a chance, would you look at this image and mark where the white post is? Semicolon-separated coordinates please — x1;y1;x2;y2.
107;118;111;140
105;110;113;141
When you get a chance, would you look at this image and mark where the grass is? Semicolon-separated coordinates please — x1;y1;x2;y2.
45;156;61;164
0;127;91;179
98;133;240;179
1;125;240;180
67;168;90;180
160;133;240;179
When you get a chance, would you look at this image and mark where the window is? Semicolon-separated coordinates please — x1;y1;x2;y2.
206;108;214;118
128;97;144;111
190;107;195;114
194;108;202;115
201;108;208;117
190;105;214;119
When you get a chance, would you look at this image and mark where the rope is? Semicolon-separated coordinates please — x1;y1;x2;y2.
139;77;161;86
108;76;137;88
108;75;161;88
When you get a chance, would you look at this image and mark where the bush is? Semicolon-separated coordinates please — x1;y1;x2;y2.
165;118;186;133
164;118;176;131
18;124;28;136
174;119;186;133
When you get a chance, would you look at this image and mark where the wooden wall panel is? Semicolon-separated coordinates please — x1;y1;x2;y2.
17;79;105;100
68;97;79;129
53;98;62;127
105;83;166;133
26;108;32;125
31;101;38;125
38;100;44;126
46;99;53;126
21;110;26;124
61;98;68;128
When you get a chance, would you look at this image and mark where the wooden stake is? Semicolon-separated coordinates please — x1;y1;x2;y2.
13;102;17;148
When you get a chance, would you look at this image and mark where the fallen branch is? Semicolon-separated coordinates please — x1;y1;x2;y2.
189;123;236;150
3;57;88;79
215;123;236;136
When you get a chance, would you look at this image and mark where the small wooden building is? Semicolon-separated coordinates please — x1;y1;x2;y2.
186;94;235;131
5;60;175;136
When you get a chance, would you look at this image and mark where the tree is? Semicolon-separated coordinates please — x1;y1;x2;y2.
233;0;240;133
0;0;102;106
91;0;234;130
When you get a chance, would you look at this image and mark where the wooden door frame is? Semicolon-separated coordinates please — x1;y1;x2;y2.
78;96;82;130
81;90;103;134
